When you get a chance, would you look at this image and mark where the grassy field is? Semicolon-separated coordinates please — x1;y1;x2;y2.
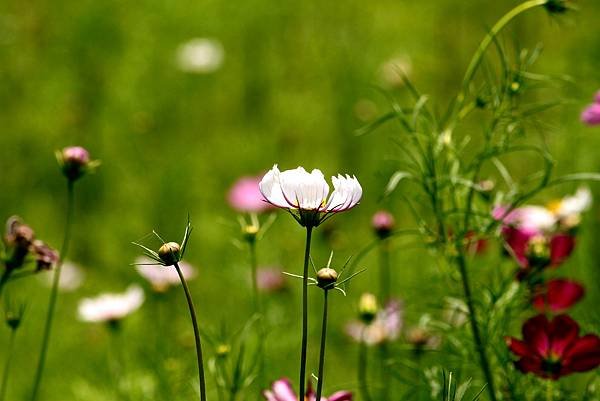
1;0;600;400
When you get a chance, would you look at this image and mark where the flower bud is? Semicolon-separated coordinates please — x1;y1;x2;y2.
216;344;231;358
242;224;259;242
5;216;35;249
158;242;181;265
316;267;338;289
526;235;550;268
32;240;59;271
372;211;395;239
57;146;92;181
5;312;22;330
358;293;378;324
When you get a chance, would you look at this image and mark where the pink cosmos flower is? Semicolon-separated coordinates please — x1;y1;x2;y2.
256;267;287;293
263;378;352;401
228;176;274;213
346;299;403;346
372;210;395;238
532;279;585;313
581;91;600;126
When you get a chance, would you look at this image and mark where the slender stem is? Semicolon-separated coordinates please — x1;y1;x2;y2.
0;270;12;298
456;251;497;401
249;240;259;313
174;262;207;401
453;0;548;118
546;380;553;401
315;290;329;401
378;240;391;401
299;226;313;401
30;180;75;401
0;330;16;401
357;330;374;401
248;237;266;399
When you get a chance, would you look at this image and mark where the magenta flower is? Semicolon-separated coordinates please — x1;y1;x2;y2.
372;210;395;238
506;314;600;380
256;267;287;293
56;146;99;181
263;378;352;401
228;176;274;213
532;279;585;313
581;91;600;126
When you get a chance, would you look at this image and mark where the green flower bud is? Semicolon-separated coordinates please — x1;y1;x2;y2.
358;293;378;324
158;242;181;265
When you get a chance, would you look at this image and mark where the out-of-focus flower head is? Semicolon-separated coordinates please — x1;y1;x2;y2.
372;210;395;239
405;314;441;353
176;38;224;74
39;261;85;292
31;240;59;271
4;216;35;249
135;256;196;292
263;378;352;401
346;298;403;346
256;267;287;293
56;146;99;182
78;285;145;323
442;297;468;328
228;176;274;213
259;165;362;227
3;298;26;331
506;314;600;380
548;187;592;230
581;90;600;126
532;278;585;313
379;54;412;89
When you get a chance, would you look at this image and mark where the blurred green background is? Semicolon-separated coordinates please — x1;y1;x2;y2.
1;0;599;400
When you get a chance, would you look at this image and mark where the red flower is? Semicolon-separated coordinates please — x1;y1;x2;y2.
532;279;585;313
549;234;575;266
502;227;575;272
506;314;600;380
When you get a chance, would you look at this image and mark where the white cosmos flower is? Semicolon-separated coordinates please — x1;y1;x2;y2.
259;165;362;225
135;256;196;292
78;285;144;323
39;261;84;292
554;187;592;219
176;38;224;74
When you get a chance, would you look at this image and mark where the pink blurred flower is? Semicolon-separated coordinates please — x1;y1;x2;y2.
39;261;84;292
372;210;395;238
228;176;273;213
263;378;352;401
581;102;600;126
135;256;196;292
256;267;287;293
346;299;403;346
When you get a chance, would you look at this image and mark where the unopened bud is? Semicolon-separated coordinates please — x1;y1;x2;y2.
358;293;378;324
57;146;94;182
158;242;181;265
242;224;259;242
372;211;395;239
316;267;338;289
216;344;231;358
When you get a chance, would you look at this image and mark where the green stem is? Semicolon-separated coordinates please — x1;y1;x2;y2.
358;330;374;401
30;180;75;401
248;238;266;399
456;251;497;401
249;240;259;314
299;225;313;401
0;270;12;298
546;380;553;401
378;241;391;401
315;290;329;401
174;262;207;401
0;330;16;401
453;0;548;120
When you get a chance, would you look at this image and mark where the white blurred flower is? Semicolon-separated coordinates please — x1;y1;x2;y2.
494;205;557;235
135;256;196;292
78;285;144;323
39;261;85;292
379;54;412;88
259;165;362;226
553;187;592;219
176;38;224;73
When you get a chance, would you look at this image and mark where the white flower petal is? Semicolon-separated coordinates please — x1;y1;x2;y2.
556;187;592;218
279;167;329;210
259;165;290;208
326;174;362;212
78;285;145;323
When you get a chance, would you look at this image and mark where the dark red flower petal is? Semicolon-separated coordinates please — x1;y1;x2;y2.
514;356;544;376
532;279;585;313
506;337;531;357
503;227;533;267
522;315;551;356
563;334;600;373
328;392;353;401
550;234;575;267
548;315;580;356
